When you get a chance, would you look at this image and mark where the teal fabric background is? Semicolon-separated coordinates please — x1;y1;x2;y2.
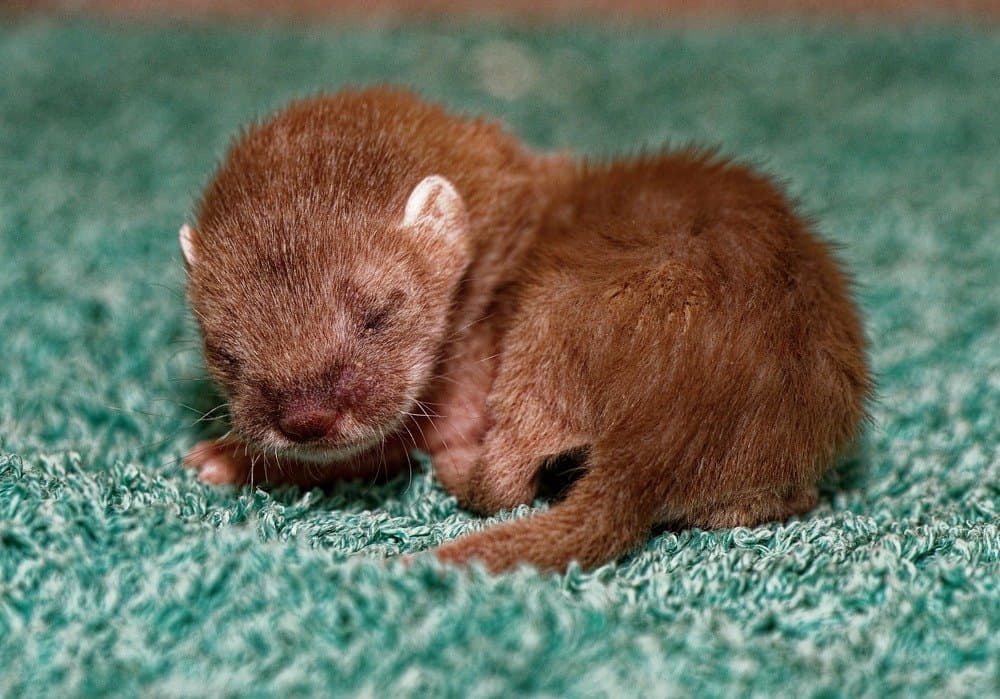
1;19;997;696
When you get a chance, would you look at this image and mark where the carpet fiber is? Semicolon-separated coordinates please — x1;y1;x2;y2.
1;18;998;697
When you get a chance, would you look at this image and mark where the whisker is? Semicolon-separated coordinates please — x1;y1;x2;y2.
413;399;458;479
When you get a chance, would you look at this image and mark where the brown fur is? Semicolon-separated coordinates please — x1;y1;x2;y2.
183;87;554;491
182;88;870;573
435;152;870;571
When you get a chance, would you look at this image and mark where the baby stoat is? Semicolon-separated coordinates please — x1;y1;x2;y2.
182;88;870;573
181;87;553;495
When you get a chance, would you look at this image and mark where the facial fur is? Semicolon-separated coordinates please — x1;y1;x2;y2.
184;112;470;455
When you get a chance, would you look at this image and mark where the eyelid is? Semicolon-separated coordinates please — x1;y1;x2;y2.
361;290;405;332
363;306;391;331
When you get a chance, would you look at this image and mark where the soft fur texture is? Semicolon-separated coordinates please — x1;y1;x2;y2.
1;19;998;696
436;151;870;571
185;90;868;572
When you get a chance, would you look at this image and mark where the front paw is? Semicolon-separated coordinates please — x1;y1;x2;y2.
461;465;537;515
183;439;251;485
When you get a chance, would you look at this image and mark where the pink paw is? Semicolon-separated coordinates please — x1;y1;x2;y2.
183;440;249;485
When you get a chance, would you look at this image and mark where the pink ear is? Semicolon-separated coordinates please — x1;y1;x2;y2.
179;224;198;267
401;175;467;247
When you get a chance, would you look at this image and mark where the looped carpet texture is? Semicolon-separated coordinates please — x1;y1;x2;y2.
0;18;998;697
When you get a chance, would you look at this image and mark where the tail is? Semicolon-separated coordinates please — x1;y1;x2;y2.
434;444;665;573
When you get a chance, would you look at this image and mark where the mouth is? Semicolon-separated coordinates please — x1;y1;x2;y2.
255;410;409;464
280;435;384;463
230;394;416;465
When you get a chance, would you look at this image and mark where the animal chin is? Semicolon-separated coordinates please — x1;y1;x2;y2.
245;401;414;465
283;441;376;463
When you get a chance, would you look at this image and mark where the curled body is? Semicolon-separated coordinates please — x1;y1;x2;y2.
181;88;870;572
436;152;870;571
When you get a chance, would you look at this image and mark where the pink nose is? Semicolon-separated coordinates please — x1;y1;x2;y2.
277;408;341;444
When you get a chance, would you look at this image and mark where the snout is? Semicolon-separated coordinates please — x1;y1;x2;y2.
271;365;372;445
277;406;342;444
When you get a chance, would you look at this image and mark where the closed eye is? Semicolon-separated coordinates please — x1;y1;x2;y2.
362;306;391;332
361;290;405;333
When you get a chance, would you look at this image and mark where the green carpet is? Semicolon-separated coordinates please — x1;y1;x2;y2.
1;17;998;697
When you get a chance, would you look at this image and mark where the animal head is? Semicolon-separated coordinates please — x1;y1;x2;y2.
181;175;470;459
